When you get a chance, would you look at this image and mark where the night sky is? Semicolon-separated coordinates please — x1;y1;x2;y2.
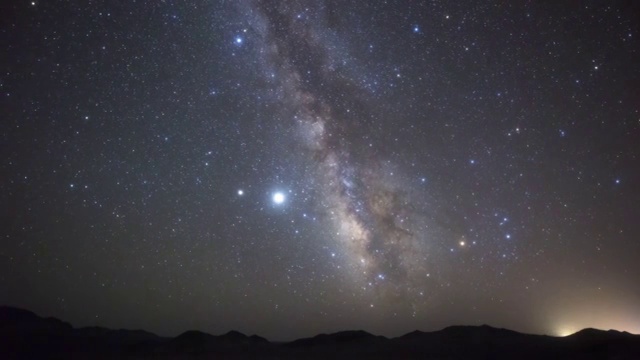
2;1;640;341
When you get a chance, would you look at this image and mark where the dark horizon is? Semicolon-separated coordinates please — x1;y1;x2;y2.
2;0;639;342
4;305;640;359
2;305;638;342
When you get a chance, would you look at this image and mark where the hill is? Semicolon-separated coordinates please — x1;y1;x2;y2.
1;306;639;359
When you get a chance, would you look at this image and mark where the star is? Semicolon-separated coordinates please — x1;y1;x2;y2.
272;192;285;204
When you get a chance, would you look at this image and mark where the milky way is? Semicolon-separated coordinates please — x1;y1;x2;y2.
241;0;441;307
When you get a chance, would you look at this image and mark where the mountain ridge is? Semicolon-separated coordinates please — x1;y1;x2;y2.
1;306;639;359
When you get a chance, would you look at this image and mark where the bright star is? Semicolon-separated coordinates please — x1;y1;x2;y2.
237;189;244;196
273;192;285;204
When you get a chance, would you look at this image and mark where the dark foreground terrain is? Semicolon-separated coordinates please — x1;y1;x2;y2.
2;306;639;359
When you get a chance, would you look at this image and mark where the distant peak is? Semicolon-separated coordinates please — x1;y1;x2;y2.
334;330;374;337
221;330;247;339
399;330;426;339
444;324;517;333
0;306;38;319
175;330;214;339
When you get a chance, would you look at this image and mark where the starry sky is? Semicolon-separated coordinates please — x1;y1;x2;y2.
2;0;640;341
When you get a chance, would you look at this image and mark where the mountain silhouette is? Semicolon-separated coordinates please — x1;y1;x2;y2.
1;306;639;359
166;329;269;353
287;330;386;347
569;327;636;340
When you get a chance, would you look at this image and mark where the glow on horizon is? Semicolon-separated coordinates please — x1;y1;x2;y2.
554;325;579;337
551;313;640;337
